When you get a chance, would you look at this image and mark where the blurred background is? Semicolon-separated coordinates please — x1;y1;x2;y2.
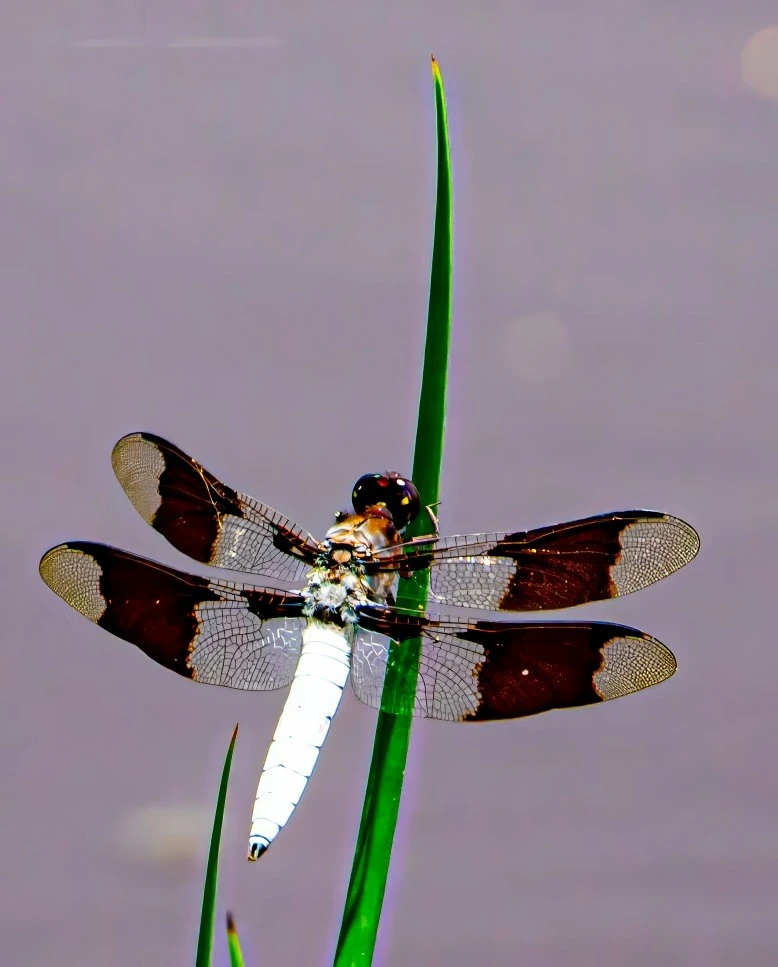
2;2;777;964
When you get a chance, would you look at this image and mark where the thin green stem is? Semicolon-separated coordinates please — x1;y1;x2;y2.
226;911;247;967
196;724;239;967
333;56;453;966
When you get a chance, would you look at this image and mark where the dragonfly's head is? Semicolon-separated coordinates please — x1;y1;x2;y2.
351;471;420;531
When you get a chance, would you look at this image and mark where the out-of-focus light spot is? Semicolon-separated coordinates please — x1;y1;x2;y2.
742;27;778;101
498;312;570;386
116;803;212;868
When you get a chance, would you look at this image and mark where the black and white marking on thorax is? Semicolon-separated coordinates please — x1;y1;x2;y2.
301;511;401;625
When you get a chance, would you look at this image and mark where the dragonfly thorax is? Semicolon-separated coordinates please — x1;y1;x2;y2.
321;511;400;565
301;564;372;624
302;512;402;622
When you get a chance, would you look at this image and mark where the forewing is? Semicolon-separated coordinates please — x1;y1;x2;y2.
351;605;676;721
111;432;318;581
40;542;305;689
376;510;699;611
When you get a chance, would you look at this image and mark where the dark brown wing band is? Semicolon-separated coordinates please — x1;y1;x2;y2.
111;432;318;581
353;604;676;721
40;542;305;689
372;510;699;612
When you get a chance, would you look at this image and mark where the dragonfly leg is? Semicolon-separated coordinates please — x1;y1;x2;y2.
373;501;440;577
393;505;442;550
423;501;441;537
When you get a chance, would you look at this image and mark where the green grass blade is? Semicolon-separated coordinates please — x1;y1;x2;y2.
333;55;453;966
196;724;239;967
226;911;247;967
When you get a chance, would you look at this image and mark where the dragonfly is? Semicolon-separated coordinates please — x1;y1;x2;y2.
39;432;699;859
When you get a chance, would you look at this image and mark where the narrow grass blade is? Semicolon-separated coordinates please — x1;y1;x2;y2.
226;911;247;967
333;55;453;966
196;724;239;967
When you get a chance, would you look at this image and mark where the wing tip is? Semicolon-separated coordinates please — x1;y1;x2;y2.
638;630;677;678
111;433;168;524
39;542;108;623
39;543;67;584
111;430;146;459
626;510;701;563
678;516;701;561
594;627;678;701
653;511;701;564
111;431;174;465
39;541;89;580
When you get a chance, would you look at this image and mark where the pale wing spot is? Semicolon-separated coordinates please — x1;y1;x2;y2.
610;517;700;595
111;434;165;523
592;634;676;700
40;546;106;623
742;27;778;101
498;312;570;386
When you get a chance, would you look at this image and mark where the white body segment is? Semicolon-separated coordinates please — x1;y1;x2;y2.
248;620;351;858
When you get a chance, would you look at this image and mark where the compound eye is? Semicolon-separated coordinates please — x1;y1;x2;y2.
351;472;420;530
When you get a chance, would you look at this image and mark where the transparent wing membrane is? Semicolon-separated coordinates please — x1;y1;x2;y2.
351;606;676;721
373;510;699;612
40;542;306;689
112;432;319;581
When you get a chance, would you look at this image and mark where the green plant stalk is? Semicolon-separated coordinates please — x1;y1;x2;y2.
226;912;247;967
333;56;452;966
196;724;239;967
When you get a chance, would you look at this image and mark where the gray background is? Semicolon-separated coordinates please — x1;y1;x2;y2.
2;2;777;964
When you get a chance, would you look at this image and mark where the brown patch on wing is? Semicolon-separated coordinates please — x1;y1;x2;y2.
390;510;699;612
112;432;318;577
42;541;221;675
366;613;610;717
459;621;675;720
39;542;305;681
493;517;625;610
492;510;700;610
460;623;608;719
122;432;246;565
353;606;676;721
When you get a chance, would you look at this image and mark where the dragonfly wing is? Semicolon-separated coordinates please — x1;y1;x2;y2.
351;605;676;721
111;432;318;580
40;542;305;689
386;510;699;611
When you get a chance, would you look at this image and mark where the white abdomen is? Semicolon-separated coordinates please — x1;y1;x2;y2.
248;620;351;859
